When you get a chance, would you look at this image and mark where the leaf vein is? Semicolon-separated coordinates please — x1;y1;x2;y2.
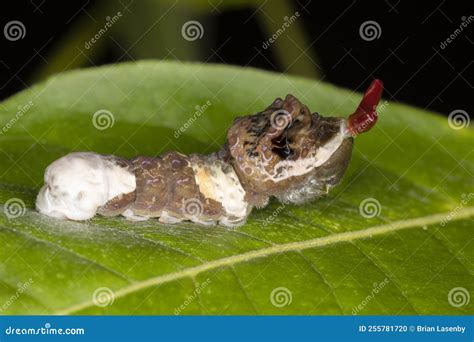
56;206;474;314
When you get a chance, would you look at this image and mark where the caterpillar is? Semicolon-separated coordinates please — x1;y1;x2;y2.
36;80;384;227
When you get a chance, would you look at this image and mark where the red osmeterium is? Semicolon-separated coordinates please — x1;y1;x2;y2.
348;79;384;136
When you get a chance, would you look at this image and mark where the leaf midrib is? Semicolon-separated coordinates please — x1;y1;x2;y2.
57;206;474;314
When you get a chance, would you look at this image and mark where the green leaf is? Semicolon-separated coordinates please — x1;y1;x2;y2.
0;61;472;315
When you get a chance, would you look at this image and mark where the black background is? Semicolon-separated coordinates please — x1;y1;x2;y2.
0;0;472;118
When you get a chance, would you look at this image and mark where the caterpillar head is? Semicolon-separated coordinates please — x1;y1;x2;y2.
226;80;383;205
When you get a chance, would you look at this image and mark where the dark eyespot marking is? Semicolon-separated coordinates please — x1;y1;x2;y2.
271;135;293;159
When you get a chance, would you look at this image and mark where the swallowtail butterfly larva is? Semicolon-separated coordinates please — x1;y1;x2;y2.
36;80;384;227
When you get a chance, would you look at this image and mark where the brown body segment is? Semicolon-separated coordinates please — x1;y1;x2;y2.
226;94;353;204
98;94;356;225
100;152;228;224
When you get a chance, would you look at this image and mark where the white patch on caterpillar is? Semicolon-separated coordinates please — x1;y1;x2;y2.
191;161;248;223
36;152;136;220
262;121;347;182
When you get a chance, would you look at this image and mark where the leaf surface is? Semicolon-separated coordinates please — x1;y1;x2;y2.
0;61;472;314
